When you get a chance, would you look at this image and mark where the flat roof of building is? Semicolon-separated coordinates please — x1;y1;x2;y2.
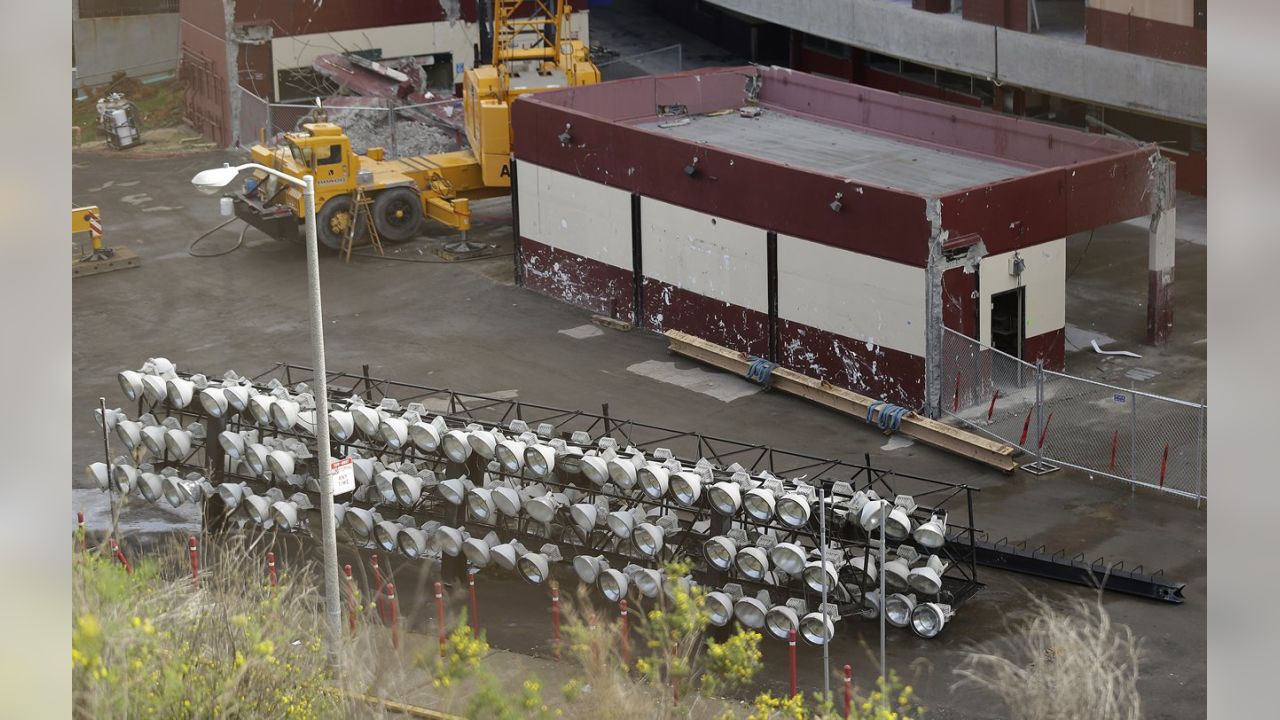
634;108;1033;194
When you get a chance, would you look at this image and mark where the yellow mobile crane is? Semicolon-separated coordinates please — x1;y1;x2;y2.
232;1;598;249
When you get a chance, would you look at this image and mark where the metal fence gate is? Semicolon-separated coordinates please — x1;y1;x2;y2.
941;328;1206;504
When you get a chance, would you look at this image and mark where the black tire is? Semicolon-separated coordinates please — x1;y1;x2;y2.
316;195;365;251
372;187;423;243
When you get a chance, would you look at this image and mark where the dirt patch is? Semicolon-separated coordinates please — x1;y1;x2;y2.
73;73;186;138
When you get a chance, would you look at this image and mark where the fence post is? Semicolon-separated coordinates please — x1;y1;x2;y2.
842;664;853;718
1130;383;1139;492
344;564;357;636
788;628;798;697
1034;360;1045;467
388;105;397;158
435;581;447;658
619;599;630;666
387;583;400;649
550;580;562;660
1195;402;1206;507
468;571;479;633
266;103;273;143
189;536;200;590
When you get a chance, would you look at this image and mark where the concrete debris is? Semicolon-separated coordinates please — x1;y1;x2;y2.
325;107;457;160
739;105;762;118
657;117;691;129
1091;339;1142;358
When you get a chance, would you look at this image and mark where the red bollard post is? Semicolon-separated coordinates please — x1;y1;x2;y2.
550;581;562;660
1109;430;1119;472
371;554;385;624
619;599;630;666
788;629;798;697
987;390;1000;421
387;583;400;650
435;581;447;658
110;538;132;574
188;536;200;590
468;572;479;634
77;511;86;552
952;371;961;412
1037;412;1054;450
267;551;277;589
1019;407;1033;445
344;564;357;636
1159;443;1170;488
842;664;853;719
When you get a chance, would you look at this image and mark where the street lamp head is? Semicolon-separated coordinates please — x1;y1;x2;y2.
191;164;242;194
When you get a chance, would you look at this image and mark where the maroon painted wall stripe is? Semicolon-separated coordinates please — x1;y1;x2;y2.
642;280;771;360
777;319;926;408
519;238;636;321
942;266;978;338
1085;7;1206;67
1023;327;1065;371
937;148;1157;254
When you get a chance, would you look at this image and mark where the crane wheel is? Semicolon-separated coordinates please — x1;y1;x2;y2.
316;196;365;251
372;187;423;243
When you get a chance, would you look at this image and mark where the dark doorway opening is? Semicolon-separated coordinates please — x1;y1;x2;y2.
991;287;1025;358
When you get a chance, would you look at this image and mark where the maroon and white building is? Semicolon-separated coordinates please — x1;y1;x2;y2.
510;66;1172;415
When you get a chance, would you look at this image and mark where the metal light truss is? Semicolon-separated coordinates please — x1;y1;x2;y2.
103;362;986;639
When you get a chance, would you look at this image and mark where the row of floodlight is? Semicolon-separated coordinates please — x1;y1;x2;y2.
115;362;956;549
87;452;959;642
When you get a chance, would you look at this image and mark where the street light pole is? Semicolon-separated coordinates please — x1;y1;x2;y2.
302;174;344;659
190;163;343;664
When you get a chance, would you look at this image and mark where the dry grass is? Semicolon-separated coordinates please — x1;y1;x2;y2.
71;532;404;719
951;593;1143;720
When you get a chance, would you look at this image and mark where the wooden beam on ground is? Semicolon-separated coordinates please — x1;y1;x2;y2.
664;330;1018;473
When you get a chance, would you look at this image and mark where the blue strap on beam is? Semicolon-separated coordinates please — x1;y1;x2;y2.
866;400;911;432
745;356;777;387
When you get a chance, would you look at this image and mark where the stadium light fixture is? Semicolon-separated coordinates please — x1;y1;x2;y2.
517;544;563;585
461;530;501;567
491;540;529;572
744;477;785;522
733;589;772;629
882;546;919;592
907;555;949;596
706;583;745;627
910;602;954;639
766;598;810;641
598;567;629;602
800;602;840;646
769;542;808;576
913;511;948;549
573;555;609;585
886;593;917;629
885;495;917;540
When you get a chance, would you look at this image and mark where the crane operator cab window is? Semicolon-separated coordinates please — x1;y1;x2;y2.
316;144;342;166
288;142;342;170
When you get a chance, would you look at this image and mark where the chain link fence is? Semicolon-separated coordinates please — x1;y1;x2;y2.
942;328;1206;504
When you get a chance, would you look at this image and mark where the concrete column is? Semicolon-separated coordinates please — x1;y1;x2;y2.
1146;161;1177;345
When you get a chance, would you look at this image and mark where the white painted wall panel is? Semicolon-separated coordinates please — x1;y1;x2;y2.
978;238;1066;346
517;162;633;269
640;198;769;313
777;235;927;357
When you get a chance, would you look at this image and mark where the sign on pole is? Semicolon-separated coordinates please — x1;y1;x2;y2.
331;457;355;496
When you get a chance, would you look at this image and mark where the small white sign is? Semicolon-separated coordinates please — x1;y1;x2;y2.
331;457;355;496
